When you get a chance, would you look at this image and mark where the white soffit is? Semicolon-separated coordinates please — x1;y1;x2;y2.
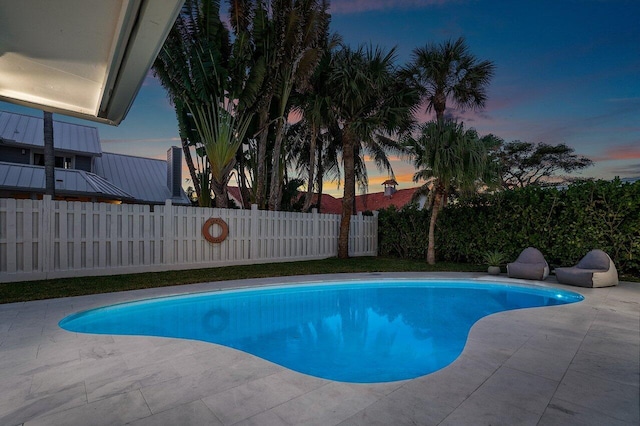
0;0;183;125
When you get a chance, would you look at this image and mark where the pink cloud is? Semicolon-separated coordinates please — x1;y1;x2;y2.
330;0;464;14
594;143;640;162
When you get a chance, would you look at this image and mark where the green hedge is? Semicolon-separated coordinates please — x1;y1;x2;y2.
378;179;640;275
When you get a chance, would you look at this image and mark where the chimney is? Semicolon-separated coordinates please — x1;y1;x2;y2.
382;178;398;197
167;146;182;198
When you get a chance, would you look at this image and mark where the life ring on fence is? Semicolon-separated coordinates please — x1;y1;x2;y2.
202;217;229;243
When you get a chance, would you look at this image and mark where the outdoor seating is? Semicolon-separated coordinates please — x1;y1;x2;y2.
507;247;549;280
555;249;618;287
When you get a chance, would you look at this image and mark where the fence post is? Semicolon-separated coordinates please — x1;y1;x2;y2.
163;199;173;264
250;204;259;259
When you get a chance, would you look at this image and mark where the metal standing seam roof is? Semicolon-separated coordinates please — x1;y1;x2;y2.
94;152;191;205
0;111;101;155
0;162;134;201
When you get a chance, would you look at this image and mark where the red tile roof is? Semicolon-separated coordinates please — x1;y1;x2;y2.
355;187;420;212
225;186;421;214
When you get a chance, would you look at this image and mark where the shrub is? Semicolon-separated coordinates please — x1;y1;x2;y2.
378;179;640;275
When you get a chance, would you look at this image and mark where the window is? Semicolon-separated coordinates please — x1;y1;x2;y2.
33;153;72;169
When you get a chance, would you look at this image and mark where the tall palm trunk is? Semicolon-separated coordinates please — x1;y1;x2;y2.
316;136;324;212
268;117;286;210
338;129;356;258
43;111;55;197
434;90;446;122
302;125;318;212
255;106;271;208
427;185;446;265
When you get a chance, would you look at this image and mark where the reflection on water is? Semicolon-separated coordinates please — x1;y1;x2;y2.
60;282;582;382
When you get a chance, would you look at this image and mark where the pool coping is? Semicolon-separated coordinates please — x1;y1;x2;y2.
1;272;638;425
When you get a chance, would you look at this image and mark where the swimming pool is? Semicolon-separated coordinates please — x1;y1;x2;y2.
59;280;583;383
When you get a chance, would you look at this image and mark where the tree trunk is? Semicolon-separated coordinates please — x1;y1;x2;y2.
267;117;286;211
181;137;201;200
427;189;443;265
303;125;317;212
316;137;324;212
255;105;271;209
338;130;355;259
211;178;229;208
434;90;446;122
43;111;55;197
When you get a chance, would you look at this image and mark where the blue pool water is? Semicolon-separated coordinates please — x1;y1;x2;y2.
59;280;583;383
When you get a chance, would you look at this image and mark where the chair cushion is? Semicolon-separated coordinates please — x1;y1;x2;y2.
515;247;546;264
576;249;610;270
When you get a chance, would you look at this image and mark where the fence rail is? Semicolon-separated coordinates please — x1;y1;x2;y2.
0;197;378;283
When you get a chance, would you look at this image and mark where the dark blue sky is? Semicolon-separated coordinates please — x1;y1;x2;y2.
2;0;638;193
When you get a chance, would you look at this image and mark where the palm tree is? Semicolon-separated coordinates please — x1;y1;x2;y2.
328;44;420;258
405;120;492;264
409;37;495;121
153;0;263;208
265;0;330;211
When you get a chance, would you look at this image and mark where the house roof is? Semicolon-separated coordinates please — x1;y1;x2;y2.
94;152;191;205
313;193;343;215
0;161;135;201
356;187;421;212
0;111;101;155
0;0;184;125
313;187;422;215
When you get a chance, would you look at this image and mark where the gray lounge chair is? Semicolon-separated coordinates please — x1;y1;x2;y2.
507;247;549;280
555;249;618;288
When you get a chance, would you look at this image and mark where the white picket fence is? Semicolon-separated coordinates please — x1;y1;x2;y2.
0;197;378;283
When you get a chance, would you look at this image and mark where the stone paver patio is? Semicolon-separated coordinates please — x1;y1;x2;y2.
1;272;638;425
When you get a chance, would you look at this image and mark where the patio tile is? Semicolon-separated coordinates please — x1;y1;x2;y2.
539;398;635;426
503;345;574;381
341;384;456;426
524;324;586;351
202;371;324;425
234;410;290;426
439;398;540;426
269;382;382;426
569;349;639;387
140;357;281;415
401;353;498;407
579;334;640;362
24;390;150;426
457;366;558;415
0;381;87;426
84;359;182;403
128;400;222;426
554;370;639;424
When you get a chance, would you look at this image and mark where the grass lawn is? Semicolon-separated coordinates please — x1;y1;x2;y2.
2;257;637;304
0;257;484;304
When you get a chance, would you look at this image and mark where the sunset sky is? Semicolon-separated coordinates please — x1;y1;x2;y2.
2;0;638;196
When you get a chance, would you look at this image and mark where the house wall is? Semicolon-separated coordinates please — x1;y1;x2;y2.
0;197;378;283
0;145;30;164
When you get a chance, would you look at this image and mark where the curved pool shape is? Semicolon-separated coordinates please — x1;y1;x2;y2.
60;280;583;383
